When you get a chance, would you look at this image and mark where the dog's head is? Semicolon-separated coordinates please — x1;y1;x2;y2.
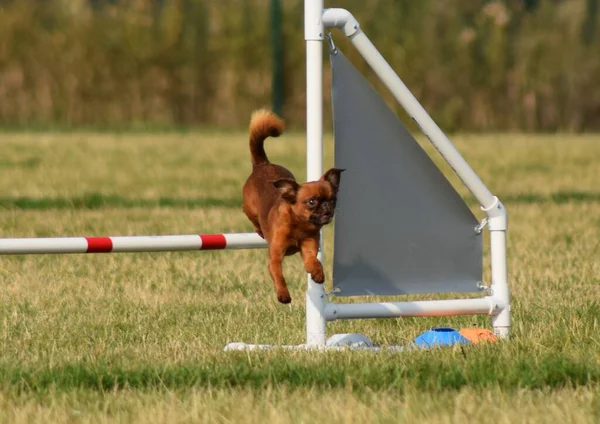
272;168;345;228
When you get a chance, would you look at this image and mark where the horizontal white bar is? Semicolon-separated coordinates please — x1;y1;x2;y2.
0;233;267;255
223;233;268;249
111;235;202;252
0;237;90;255
325;297;503;321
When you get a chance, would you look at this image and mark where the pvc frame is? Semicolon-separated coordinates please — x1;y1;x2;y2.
302;2;510;346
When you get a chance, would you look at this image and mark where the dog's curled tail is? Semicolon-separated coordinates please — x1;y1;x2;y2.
249;109;285;167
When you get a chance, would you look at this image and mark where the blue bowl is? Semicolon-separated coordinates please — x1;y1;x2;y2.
413;327;472;348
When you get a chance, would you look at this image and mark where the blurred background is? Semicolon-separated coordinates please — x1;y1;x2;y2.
0;0;598;132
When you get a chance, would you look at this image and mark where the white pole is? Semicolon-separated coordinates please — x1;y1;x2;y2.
325;297;499;321
0;233;266;255
304;0;327;346
490;229;510;337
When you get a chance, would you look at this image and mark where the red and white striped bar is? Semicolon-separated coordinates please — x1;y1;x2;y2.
0;233;267;255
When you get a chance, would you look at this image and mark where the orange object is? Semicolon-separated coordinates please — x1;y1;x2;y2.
459;328;498;344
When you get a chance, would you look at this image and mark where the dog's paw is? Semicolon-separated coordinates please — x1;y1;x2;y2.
310;269;325;284
277;289;292;304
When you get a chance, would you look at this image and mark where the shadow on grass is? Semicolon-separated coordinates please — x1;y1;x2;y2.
0;158;42;169
0;191;597;211
2;349;598;394
0;193;241;210
0;191;600;210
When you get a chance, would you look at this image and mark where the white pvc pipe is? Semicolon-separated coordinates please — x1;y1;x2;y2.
325;297;502;321
304;0;324;41
322;8;359;37
0;233;266;255
304;0;327;347
490;230;510;338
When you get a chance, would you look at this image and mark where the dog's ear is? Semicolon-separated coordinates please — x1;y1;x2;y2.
320;168;345;191
272;178;300;203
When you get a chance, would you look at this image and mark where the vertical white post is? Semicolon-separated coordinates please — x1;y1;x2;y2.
304;0;327;346
483;199;510;338
490;229;510;337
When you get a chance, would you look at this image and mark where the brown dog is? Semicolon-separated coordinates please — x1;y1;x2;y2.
242;109;344;304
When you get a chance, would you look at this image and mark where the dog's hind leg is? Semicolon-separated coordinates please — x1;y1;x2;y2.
242;201;264;238
246;213;264;238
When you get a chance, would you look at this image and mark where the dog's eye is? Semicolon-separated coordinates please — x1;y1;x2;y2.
307;198;318;207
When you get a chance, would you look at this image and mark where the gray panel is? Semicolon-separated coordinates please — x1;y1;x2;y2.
330;49;482;296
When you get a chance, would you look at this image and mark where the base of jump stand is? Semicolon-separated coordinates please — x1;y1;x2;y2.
223;333;406;352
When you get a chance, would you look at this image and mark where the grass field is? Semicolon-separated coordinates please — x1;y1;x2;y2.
0;131;598;423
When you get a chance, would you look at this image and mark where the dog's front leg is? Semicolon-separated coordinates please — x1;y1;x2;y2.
300;238;324;284
268;240;292;304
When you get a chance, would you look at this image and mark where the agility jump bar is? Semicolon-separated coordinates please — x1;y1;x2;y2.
0;232;267;255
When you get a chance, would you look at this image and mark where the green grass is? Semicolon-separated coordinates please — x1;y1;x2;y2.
0;194;239;210
0;132;599;423
3;349;598;393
